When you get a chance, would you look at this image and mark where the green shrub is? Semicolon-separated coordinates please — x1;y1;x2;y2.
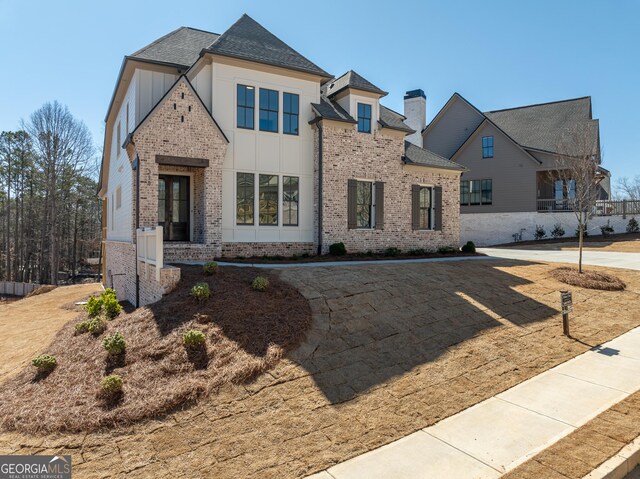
103;288;117;298
384;247;401;257
203;262;219;275
329;242;347;256
102;332;126;356
600;222;614;237
461;241;476;253
32;354;57;373
103;295;122;320
75;320;91;334
87;317;107;336
551;223;566;239
183;330;206;348
627;217;640;234
252;276;270;291
190;282;210;301
438;246;457;254
85;296;102;318
534;225;546;240
100;374;123;395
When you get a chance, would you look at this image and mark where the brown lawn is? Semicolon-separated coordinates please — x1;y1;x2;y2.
0;283;102;383
0;259;639;478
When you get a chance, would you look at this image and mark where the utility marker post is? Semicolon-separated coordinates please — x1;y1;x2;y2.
560;291;573;336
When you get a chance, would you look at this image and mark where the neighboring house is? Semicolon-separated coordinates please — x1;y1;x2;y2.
417;93;612;245
98;14;464;306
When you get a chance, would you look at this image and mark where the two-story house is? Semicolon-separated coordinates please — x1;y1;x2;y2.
98;14;465;306
416;93;611;245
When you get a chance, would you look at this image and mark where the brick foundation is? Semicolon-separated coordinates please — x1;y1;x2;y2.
220;242;314;258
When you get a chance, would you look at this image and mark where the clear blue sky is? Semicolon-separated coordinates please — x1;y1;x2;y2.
1;0;638;186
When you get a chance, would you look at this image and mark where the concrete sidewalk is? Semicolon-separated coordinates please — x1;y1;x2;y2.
307;326;640;478
479;248;640;271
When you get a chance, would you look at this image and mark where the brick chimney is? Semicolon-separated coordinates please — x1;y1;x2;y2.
404;89;426;147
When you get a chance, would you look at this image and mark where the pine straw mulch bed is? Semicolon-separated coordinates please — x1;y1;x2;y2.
551;267;627;291
0;266;311;434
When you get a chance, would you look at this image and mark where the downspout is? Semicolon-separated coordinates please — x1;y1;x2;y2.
317;122;324;256
132;155;140;308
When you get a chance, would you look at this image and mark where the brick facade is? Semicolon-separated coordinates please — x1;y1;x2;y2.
315;122;460;254
221;242;314;258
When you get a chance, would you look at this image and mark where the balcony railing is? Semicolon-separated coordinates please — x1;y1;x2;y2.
537;199;640;217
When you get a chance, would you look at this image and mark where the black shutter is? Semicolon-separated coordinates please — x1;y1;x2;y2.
347;179;357;229
375;182;384;229
412;185;421;230
434;186;443;231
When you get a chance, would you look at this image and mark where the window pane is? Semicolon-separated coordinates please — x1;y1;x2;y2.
259;89;278;132
481;179;492;204
283;176;299;226
357;103;371;133
283;93;299;135
356;181;372;228
237;85;255;129
236;173;254;225
259;174;278;225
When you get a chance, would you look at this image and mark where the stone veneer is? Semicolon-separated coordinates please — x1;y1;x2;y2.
315;122;461;254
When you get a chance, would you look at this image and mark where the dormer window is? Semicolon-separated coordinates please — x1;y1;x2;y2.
357;103;371;133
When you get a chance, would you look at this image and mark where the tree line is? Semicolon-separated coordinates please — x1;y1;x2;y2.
0;101;102;285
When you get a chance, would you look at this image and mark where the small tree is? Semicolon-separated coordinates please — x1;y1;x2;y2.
549;122;602;273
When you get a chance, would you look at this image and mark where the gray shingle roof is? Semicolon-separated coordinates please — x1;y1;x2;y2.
403;141;466;170
205;14;331;78
326;70;388;98
310;99;356;123
379;105;414;133
484;97;596;153
130;27;220;67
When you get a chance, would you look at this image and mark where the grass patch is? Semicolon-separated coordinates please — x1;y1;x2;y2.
0;266;311;433
551;267;626;291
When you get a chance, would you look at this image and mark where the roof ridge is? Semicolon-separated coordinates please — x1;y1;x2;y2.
182;26;220;35
485;96;591;114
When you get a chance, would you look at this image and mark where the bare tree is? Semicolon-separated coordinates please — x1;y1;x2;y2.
25;102;94;284
549;121;602;273
616;175;640;200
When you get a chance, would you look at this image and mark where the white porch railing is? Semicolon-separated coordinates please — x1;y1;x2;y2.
136;226;163;282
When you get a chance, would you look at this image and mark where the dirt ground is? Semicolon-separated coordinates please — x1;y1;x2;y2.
0;260;639;478
0;283;102;383
503;390;640;478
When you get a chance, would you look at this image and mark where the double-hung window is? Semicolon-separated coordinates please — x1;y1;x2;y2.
357;103;372;133
460;179;492;206
259;88;279;132
259;174;278;225
283;176;299;226
237;85;255;129
482;136;494;158
283;93;299;135
236;173;255;225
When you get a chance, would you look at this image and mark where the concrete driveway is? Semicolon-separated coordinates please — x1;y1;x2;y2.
479;248;640;271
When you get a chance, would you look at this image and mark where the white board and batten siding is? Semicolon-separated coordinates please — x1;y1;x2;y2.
192;62;318;245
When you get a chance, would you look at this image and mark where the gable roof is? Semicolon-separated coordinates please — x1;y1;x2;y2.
204;14;331;79
379;105;414;133
326;70;388;98
484;96;595;154
130;27;220;68
403;141;466;171
127;74;228;144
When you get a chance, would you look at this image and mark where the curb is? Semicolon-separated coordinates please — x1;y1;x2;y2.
583;435;640;479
